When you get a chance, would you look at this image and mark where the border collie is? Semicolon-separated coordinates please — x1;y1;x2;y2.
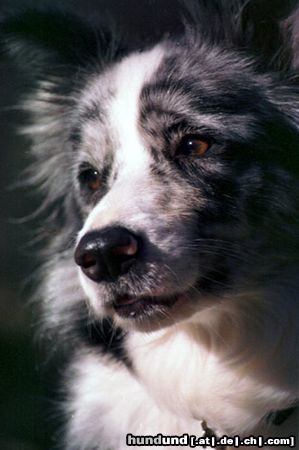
2;1;299;448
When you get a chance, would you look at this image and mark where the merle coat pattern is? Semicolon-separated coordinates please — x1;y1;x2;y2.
2;1;299;449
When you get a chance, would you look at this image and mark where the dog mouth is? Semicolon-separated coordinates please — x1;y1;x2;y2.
112;293;181;319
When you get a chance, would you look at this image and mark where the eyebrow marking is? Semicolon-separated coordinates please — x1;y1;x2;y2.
70;104;105;150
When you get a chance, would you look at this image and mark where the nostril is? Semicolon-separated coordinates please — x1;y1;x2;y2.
74;245;95;269
110;235;138;258
80;253;97;269
74;243;106;283
74;227;141;283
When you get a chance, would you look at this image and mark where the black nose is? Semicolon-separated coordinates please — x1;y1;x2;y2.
74;226;139;282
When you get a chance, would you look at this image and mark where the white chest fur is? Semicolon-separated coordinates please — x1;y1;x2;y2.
67;296;298;449
126;317;296;436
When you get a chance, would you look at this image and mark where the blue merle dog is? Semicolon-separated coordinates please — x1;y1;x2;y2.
2;1;299;448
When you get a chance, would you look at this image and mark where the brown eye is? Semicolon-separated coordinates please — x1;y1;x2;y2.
178;135;211;157
79;167;101;192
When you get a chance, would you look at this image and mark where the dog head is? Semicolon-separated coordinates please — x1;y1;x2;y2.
3;1;299;332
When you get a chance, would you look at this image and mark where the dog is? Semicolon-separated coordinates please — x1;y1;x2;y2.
2;1;299;448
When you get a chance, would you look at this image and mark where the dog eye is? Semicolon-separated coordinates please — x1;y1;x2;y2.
177;135;211;157
79;167;101;192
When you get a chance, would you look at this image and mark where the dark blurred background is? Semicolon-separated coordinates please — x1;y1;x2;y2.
0;1;181;448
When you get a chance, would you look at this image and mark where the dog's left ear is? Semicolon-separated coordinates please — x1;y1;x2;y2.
1;10;117;79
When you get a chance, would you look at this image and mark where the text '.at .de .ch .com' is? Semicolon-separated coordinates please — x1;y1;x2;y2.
126;433;296;447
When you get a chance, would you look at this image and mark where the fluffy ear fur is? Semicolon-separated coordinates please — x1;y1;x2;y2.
180;0;299;73
1;9;122;79
0;10;125;232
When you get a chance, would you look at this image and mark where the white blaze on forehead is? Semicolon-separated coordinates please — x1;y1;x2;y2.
109;44;165;173
79;45;166;237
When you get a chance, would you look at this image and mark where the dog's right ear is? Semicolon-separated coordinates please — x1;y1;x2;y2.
1;10;116;78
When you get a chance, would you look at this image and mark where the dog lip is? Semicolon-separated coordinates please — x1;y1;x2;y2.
112;293;180;318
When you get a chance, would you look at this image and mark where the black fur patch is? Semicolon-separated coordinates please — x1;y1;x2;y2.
78;315;131;369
